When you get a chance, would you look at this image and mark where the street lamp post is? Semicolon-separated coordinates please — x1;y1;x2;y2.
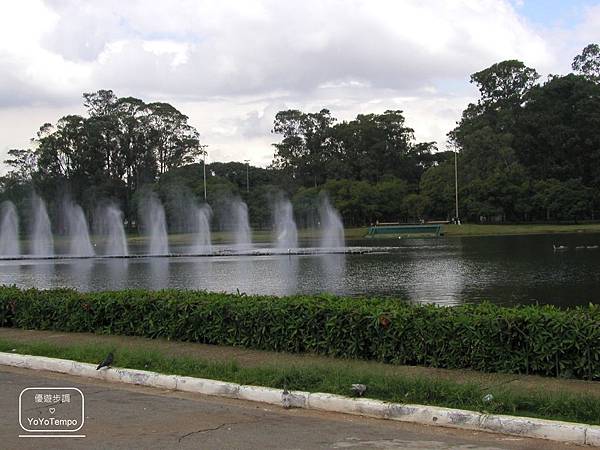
244;159;250;193
454;148;460;225
203;150;207;201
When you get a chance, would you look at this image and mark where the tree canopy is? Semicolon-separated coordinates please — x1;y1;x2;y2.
3;44;600;229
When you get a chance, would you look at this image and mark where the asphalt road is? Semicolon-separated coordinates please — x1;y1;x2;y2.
0;365;585;450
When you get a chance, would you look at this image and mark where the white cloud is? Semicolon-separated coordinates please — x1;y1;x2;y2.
0;0;589;167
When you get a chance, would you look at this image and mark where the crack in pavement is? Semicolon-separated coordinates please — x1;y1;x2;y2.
177;419;261;443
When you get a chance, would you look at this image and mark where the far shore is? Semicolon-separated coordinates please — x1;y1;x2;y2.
162;223;600;242
12;223;600;247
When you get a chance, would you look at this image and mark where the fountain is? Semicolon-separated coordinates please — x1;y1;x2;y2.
319;195;344;248
273;197;298;250
63;199;95;257
230;197;251;249
318;195;346;290
140;193;169;255
95;205;128;256
30;193;54;257
192;204;212;253
0;201;20;256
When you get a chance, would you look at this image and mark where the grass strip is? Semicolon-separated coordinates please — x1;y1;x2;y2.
1;338;598;425
443;223;600;237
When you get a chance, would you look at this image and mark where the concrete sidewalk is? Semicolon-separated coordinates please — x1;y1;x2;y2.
0;365;583;450
1;327;599;400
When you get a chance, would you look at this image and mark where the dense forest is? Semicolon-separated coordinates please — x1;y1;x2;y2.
2;44;600;230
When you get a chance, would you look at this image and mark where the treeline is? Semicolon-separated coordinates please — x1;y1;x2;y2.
270;44;600;224
2;90;203;229
2;44;600;228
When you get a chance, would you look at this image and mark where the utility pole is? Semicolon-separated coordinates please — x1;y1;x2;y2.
244;159;250;193
454;147;460;225
202;145;208;201
203;154;207;201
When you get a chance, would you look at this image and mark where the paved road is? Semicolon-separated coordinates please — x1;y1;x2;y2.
0;366;584;449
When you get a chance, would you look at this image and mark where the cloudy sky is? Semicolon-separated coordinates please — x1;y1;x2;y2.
0;0;599;169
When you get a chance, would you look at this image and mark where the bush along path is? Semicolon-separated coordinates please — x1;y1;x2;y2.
0;287;599;380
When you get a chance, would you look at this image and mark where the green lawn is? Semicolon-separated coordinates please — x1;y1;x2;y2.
1;334;599;425
443;223;600;237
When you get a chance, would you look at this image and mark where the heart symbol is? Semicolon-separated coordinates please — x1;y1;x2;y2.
49;407;55;414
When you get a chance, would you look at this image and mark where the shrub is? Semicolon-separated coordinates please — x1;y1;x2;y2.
0;286;598;380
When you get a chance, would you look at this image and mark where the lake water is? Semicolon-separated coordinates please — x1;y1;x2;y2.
1;233;599;307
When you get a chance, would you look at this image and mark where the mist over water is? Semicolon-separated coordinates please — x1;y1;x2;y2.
319;196;344;248
229;197;251;249
0;201;20;256
192;204;212;252
273;197;298;250
30;193;54;257
140;193;169;255
95;205;128;256
318;196;346;290
63;200;95;257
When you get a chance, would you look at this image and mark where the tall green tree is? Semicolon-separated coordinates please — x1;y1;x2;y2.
572;43;600;82
3;90;204;226
272;109;335;187
446;60;539;221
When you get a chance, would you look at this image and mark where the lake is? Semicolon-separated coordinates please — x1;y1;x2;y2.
1;233;599;307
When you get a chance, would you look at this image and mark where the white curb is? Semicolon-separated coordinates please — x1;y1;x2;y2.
388;403;483;430
176;375;240;398
479;414;587;444
1;352;598;446
587;426;600;446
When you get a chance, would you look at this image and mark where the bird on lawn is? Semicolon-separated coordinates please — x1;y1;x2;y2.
351;384;367;397
96;352;114;370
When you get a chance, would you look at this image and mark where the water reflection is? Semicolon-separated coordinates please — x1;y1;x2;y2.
234;257;252;294
148;258;169;290
169;257;214;291
105;259;129;289
1;233;600;306
397;239;467;305
275;254;298;295
320;253;345;294
67;258;93;289
28;260;55;289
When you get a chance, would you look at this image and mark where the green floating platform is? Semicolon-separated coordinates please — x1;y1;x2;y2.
367;224;442;237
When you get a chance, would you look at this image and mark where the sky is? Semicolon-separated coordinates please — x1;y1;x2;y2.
0;0;599;169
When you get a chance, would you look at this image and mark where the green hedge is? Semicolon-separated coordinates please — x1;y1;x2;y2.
0;286;598;379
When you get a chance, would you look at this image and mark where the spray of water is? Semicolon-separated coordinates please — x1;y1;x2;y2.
319;195;344;248
30;193;54;257
230;197;251;249
95;205;128;256
140;193;169;255
63;199;95;256
273;197;298;250
192;204;212;253
0;201;20;256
